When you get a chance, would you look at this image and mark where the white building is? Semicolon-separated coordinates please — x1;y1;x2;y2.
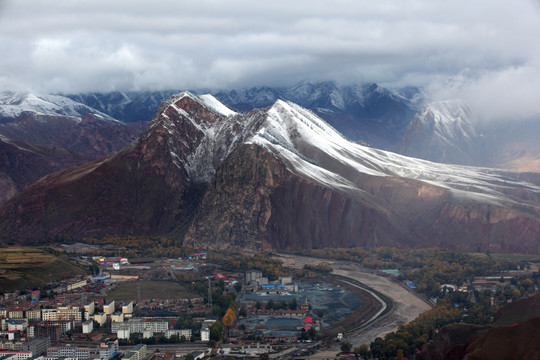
98;341;118;360
82;321;93;334
47;345;91;359
200;328;210;342
142;327;153;339
0;350;33;360
165;329;192;340
111;318;168;334
116;326;130;340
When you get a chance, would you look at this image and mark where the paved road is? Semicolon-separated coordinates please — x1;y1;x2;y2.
278;254;432;348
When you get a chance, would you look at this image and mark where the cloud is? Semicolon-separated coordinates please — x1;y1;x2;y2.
0;0;539;121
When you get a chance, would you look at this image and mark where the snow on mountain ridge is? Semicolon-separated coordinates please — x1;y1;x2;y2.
243;98;540;207
418;100;477;143
0;91;118;122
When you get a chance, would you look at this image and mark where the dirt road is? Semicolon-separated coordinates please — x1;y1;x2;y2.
278;253;432;346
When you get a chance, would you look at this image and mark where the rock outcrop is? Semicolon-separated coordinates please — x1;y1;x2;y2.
2;93;540;253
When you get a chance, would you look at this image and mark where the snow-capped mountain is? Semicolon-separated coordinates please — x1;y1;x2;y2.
0;91;143;202
66;90;179;123
64;81;421;149
0;91;115;121
393;100;482;165
2;93;540;253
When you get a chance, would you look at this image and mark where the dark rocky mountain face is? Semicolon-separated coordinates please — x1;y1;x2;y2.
0;109;141;203
0;93;223;241
0;112;140;158
1;93;540;254
0;137;85;204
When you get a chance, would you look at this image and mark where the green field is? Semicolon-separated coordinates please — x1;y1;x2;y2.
0;246;88;293
107;280;199;300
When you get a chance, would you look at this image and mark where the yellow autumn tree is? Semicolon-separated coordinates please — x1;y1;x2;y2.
222;307;237;339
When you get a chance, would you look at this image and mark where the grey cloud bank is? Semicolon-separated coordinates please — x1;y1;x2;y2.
1;0;539;120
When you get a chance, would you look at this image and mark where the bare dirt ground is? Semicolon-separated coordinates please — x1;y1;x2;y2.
278;253;432;347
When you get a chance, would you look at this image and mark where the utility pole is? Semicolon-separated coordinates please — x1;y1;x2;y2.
137;281;141;305
207;278;212;309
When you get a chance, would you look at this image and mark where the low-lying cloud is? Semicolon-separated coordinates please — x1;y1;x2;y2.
0;0;539;120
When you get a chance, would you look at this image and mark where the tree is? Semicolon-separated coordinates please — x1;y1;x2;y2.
222;307;237;339
340;342;352;353
396;348;404;359
209;320;223;342
354;344;369;358
289;297;298;310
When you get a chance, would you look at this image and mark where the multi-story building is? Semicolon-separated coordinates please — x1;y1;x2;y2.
110;312;124;323
200;319;216;342
165;329;192;340
23;336;50;356
129;344;146;360
245;270;263;285
27;323;62;341
98;341;118;360
121;302;133;316
111;318;168;334
67;280;87;291
116;326;130;340
25;310;41;321
92;313;107;327
83;302;95;321
47;345;91;359
122;351;137;360
6;319;28;333
7;310;24;319
82;321;93;334
57;306;82;321
142;327;153;339
41;309;57;322
0;340;23;351
103;301;115;315
0;350;33;360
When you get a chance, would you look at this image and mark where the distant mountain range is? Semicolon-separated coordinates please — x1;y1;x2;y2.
0;92;143;203
65;81;422;149
2;92;540;253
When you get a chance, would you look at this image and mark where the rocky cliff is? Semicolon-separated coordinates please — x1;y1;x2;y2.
2;93;540;253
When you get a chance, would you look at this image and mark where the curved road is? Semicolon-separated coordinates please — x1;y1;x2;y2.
278;254;432;346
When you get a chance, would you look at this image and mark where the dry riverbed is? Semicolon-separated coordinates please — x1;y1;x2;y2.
278;253;432;346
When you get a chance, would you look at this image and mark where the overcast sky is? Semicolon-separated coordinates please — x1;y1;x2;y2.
1;0;539;119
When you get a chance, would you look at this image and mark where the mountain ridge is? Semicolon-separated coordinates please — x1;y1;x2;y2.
2;93;540;253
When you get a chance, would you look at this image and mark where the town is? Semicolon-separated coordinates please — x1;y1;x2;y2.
0;251;351;360
2;246;540;360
